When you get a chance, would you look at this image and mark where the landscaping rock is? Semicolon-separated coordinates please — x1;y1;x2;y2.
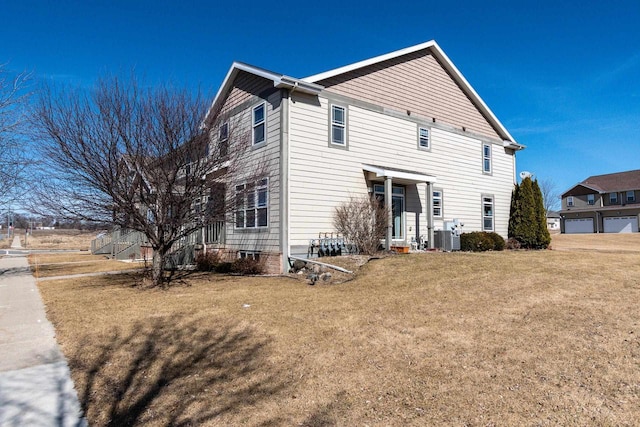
292;259;306;272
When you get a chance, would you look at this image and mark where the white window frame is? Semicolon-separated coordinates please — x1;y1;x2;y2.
418;126;430;150
252;103;266;146
330;104;347;147
567;196;574;207
432;189;443;218
587;194;595;205
626;190;635;203
235;178;268;229
482;195;494;231
482;143;492;174
610;192;618;204
238;251;260;261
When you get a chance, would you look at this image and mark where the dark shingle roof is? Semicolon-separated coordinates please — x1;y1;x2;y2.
581;169;640;193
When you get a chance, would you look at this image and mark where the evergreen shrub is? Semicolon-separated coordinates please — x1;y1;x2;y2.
460;231;505;252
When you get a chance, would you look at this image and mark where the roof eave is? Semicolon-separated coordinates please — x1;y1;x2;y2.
202;63;323;128
302;40;520;147
561;183;604;197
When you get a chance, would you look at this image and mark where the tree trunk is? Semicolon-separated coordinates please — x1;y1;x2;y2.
151;247;166;287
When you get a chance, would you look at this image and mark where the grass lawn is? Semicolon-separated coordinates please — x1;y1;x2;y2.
22;229;96;250
28;252;145;278
35;236;640;426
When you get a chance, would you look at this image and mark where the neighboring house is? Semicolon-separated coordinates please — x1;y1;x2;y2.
559;169;640;234
546;210;561;232
203;40;524;273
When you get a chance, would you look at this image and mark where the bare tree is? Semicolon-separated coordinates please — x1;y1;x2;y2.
334;196;389;255
538;177;560;214
30;76;251;287
0;64;30;202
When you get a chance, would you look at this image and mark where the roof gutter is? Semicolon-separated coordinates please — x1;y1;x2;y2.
503;140;526;151
275;76;323;95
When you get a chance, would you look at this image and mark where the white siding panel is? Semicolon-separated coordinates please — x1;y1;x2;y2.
288;96;515;247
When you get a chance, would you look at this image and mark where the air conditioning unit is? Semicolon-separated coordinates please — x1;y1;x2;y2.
434;230;460;252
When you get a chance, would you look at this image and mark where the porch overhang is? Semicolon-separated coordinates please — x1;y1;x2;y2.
362;164;437;184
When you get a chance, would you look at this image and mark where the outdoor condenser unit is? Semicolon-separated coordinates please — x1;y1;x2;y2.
434;230;460;251
435;219;462;251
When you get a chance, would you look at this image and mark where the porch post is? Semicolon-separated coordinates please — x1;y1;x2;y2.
385;176;392;250
426;181;434;249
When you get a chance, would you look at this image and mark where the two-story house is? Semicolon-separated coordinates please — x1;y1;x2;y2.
203;40;524;273
560;169;640;233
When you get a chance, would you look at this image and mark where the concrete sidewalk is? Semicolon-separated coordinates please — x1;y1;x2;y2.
0;236;86;426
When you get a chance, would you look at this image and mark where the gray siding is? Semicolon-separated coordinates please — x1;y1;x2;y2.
213;86;283;255
562;194;602;210
223;71;275;113
315;50;502;141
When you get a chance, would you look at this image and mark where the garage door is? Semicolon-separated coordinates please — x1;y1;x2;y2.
565;218;594;234
604;216;639;233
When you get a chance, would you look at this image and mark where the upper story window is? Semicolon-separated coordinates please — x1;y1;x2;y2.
610;192;618;204
235;178;268;229
252;103;266;146
330;105;346;146
482;195;494;231
626;190;636;203
587;194;595;205
433;190;443;217
418;127;430;150
482;144;492;174
567;196;574;207
218;122;229;157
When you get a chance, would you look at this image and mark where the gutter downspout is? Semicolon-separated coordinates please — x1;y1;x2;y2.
280;89;290;273
385;176;392;250
426;181;434;249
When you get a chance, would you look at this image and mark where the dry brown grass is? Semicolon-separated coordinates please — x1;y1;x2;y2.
29;252;144;278
22;229;96;250
37;236;640;426
551;232;640;253
29;253;108;264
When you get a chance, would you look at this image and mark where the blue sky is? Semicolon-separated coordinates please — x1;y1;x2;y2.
2;0;639;197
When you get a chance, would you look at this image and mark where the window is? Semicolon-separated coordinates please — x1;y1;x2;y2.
252;103;266;145
610;192;618;204
433;190;443;217
235;178;268;228
238;251;260;261
219;122;229;157
330;105;346;146
626;191;636;203
482;195;494;231
418;127;430;149
482;144;492;174
567;196;574;207
587;194;595;205
374;184;405;240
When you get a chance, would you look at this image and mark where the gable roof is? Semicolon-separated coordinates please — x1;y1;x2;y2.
203;62;323;126
204;41;522;151
561;169;640;197
302;40;522;149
